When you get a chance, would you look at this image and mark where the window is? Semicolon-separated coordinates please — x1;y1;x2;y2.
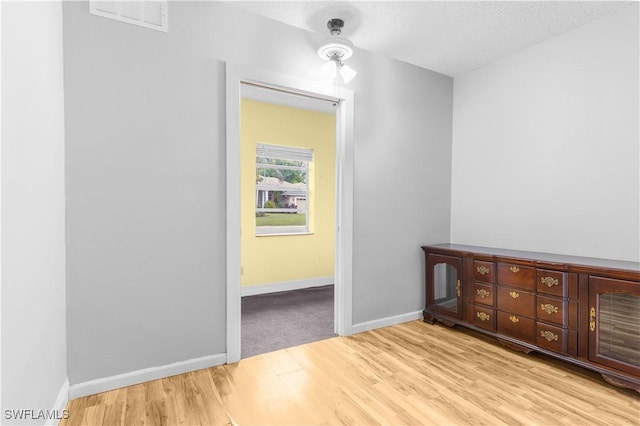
255;144;313;235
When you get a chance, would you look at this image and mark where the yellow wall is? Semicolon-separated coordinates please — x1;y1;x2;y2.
241;99;336;286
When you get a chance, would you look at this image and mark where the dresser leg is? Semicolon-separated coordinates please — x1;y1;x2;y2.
601;373;640;393
497;338;534;354
423;310;436;324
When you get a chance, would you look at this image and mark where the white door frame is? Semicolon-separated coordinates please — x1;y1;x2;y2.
225;62;354;363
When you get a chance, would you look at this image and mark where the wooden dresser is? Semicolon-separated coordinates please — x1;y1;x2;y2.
422;244;640;392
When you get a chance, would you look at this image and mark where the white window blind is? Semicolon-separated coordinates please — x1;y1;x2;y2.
256;144;313;162
89;1;168;33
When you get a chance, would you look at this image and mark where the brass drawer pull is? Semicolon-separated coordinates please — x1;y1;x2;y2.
509;266;520;273
509;291;520;299
541;276;559;287
509;315;519;323
540;303;559;315
476;266;490;276
456;280;461;297
476;289;490;299
540;330;559;342
477;312;490;322
589;307;596;332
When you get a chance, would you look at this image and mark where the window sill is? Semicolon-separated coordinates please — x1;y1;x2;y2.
256;230;313;237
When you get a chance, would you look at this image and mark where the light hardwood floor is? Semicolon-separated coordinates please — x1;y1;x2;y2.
62;321;639;425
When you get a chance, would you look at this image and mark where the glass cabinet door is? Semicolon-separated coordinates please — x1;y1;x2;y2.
427;254;463;318
589;276;640;376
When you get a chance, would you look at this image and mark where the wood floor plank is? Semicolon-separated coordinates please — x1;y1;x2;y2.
123;384;146;426
144;379;165;403
80;404;105;426
101;402;125;425
161;396;183;426
62;321;640;426
276;369;343;425
261;350;303;376
191;369;233;425
206;366;254;425
283;347;393;424
144;400;167;426
103;388;127;406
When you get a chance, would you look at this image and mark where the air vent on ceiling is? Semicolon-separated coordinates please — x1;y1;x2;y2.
89;1;168;33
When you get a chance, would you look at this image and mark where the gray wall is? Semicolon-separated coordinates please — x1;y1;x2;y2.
451;4;639;262
352;56;453;323
1;1;68;422
63;1;453;384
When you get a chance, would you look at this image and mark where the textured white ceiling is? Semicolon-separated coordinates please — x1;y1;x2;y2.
227;1;632;77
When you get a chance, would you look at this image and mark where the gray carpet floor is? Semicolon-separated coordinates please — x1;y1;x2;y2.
241;285;335;359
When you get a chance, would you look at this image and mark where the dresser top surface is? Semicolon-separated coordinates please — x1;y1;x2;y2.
423;243;640;273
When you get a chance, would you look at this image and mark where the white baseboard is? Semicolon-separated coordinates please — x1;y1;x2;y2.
68;353;226;400
351;310;423;334
45;378;69;426
241;276;333;297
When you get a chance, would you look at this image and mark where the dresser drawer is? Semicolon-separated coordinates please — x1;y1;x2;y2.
497;287;535;318
537;295;565;327
497;311;536;343
474;260;495;283
497;263;535;290
472;305;496;331
536;323;571;354
536;269;578;299
536;269;564;297
472;282;494;306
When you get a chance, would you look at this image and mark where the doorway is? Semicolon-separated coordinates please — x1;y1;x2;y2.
225;63;354;363
239;86;337;358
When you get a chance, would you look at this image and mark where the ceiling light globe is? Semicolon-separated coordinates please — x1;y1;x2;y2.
320;60;338;80
339;64;357;84
317;38;354;61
